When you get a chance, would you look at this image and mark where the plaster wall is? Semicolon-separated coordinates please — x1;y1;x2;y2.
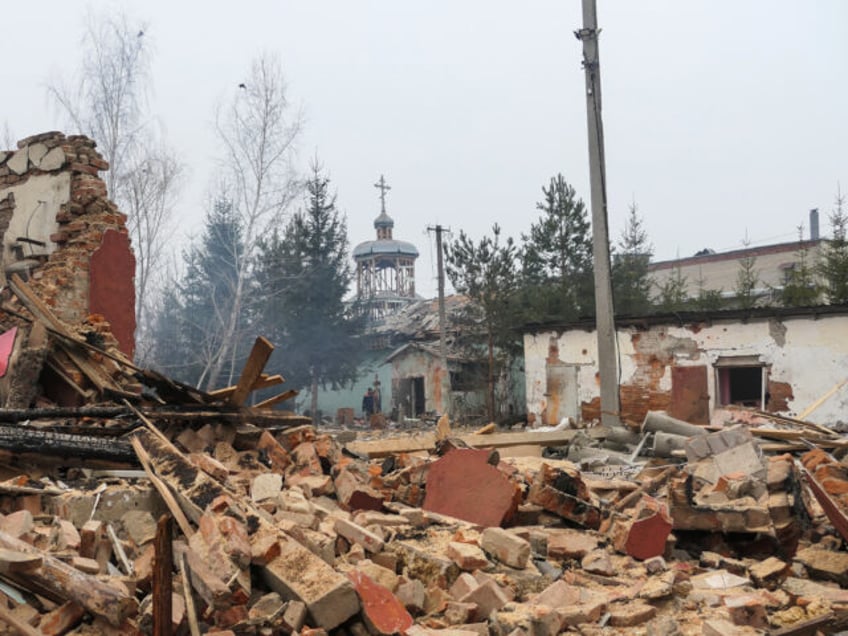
524;313;848;426
390;348;449;415
3;172;68;267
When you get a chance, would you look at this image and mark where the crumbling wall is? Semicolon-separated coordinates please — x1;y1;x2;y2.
524;313;848;426
0;132;135;357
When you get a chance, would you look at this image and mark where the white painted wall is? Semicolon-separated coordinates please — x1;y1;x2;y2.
524;313;848;427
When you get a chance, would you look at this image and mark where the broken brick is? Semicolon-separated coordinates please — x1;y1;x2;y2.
423;448;519;527
348;570;413;635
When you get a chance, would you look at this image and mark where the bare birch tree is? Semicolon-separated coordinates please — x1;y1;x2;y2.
47;8;184;360
48;9;150;196
199;53;302;390
122;138;184;363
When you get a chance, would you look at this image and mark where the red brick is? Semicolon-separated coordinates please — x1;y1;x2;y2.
611;496;672;560
423;448;519;527
348;570;413;635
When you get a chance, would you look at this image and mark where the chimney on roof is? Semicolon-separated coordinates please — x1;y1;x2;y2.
810;208;820;240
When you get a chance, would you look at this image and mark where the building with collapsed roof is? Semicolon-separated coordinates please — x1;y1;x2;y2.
522;304;848;428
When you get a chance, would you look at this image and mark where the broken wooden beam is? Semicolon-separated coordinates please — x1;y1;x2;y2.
253;389;298;410
0;425;135;463
208;373;285;400
153;515;173;636
345;426;609;458
0;528;135;626
228;337;274;407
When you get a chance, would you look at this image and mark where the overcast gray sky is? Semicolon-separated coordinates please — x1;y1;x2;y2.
4;1;847;298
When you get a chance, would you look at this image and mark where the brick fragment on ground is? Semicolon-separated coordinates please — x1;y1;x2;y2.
609;495;672;560
607;601;657;627
526;462;600;529
446;541;490;571
480;527;530;569
459;579;509;621
348;569;413;635
795;546;848;586
545;528;598;560
724;592;768;629
581;549;615;576
749;555;788;589
423;448;519;527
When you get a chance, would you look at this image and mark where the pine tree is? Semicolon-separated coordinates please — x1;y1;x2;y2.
612;202;653;315
819;185;848;304
445;224;520;423
694;269;724;311
655;263;688;312
521;174;594;320
734;236;760;309
153;197;249;387
255;164;362;424
781;228;821;307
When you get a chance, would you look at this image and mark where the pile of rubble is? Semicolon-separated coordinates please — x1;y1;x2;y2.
0;381;847;634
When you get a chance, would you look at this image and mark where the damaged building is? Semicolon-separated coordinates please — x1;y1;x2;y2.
523;305;848;428
0;132;136;408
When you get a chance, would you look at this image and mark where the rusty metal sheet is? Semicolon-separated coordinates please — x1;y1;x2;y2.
670;365;710;424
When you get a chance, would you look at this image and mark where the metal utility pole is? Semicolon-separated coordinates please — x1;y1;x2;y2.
576;0;621;427
428;224;450;415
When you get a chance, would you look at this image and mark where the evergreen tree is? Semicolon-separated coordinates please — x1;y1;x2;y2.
152;197;249;387
819;185;848;304
445;224;520;423
255;164;362;424
694;269;724;311
149;285;191;379
781;228;821;307
734;236;760;309
612;202;653;315
521;175;594;320
655;263;688;312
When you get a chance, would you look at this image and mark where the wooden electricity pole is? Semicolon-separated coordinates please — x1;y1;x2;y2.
577;0;621;427
428;224;450;415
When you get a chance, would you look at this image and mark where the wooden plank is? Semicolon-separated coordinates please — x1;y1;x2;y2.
0;602;42;636
208;374;285;399
228;337;274;407
179;552;202;636
253;389;298;410
153;515;173;636
0;528;135;626
798;378;848;420
131;437;195;539
345;427;610;458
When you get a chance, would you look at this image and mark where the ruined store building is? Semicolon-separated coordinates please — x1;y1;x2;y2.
0;132;135;405
523;304;848;428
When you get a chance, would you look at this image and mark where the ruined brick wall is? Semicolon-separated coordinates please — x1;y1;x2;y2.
524;312;848;427
0;132;136;358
